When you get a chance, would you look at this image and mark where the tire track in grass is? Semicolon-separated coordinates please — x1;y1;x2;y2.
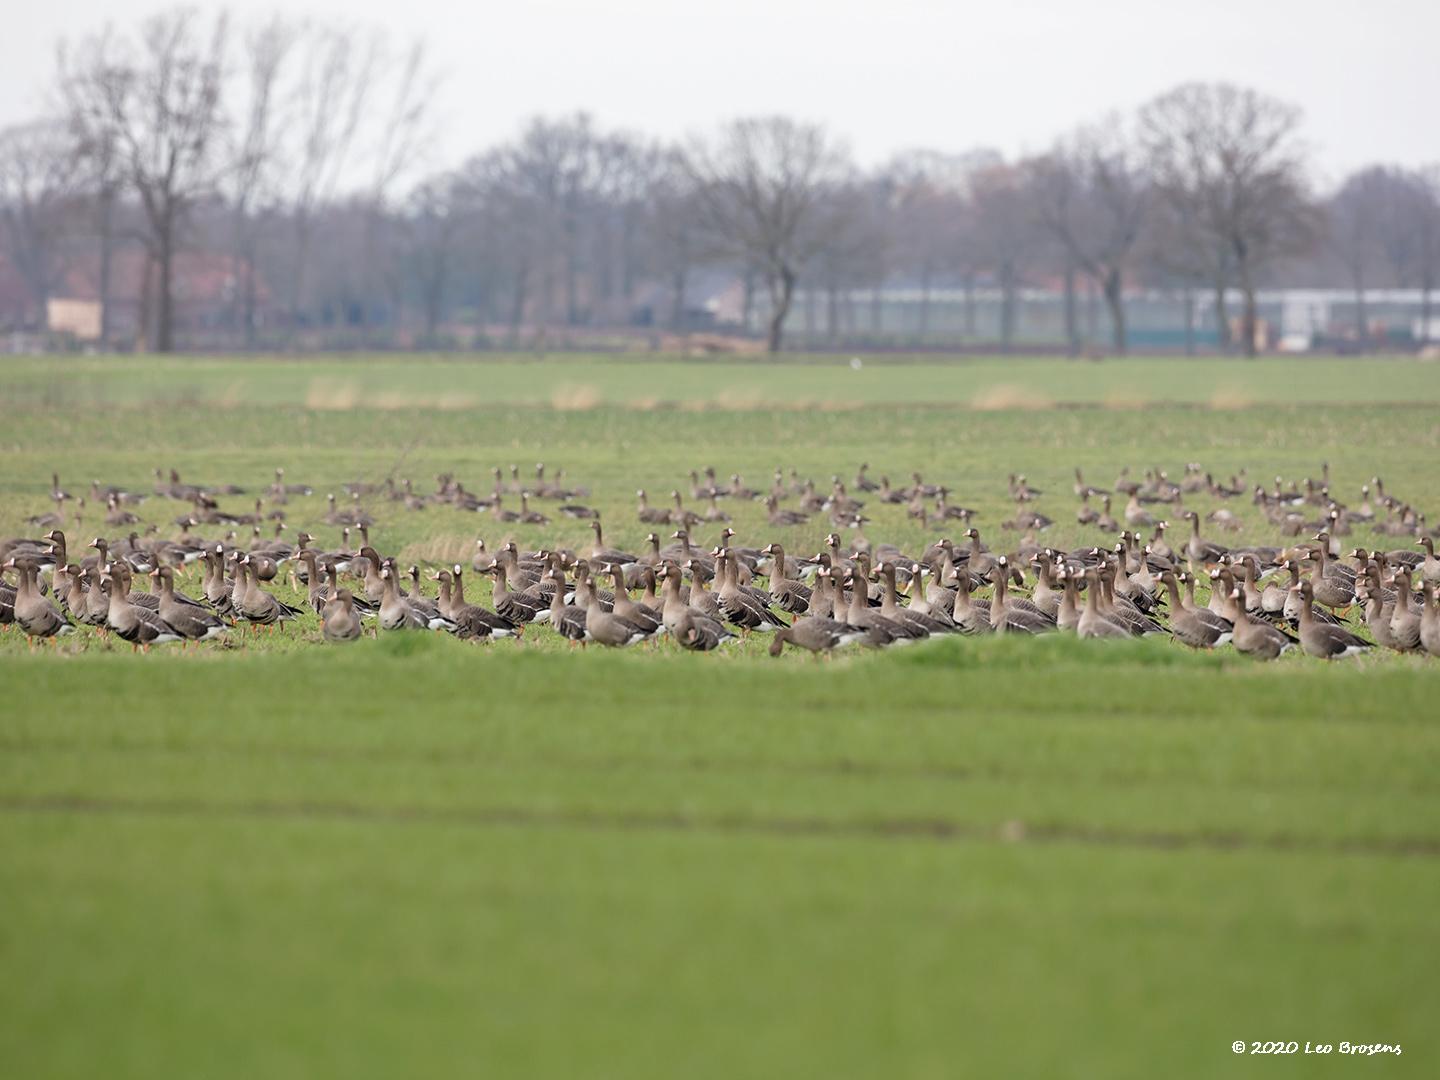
3;794;1439;860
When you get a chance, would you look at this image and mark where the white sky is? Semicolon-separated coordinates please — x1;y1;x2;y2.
4;0;1437;187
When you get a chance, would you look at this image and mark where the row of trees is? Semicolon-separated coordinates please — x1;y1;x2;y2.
3;7;1438;355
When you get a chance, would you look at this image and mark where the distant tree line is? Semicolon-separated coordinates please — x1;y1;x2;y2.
2;7;1438;356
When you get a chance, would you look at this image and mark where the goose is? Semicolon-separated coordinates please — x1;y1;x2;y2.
542;569;588;645
321;589;363;643
1124;493;1157;528
485;561;545;626
1076;493;1100;526
903;562;956;628
1419;581;1440;658
1291;582;1371;659
853;462;880;492
3;559;73;645
1418;538;1440;586
836;566;913;645
517;492;550;525
1076;567;1129;639
236;556;303;632
101;571;180;650
715;550;786;633
636;490;671;525
377;566;454;632
875;562;948;636
761;543;811;613
1388;567;1424;653
657;563;732;650
606;564;664;640
1160;572;1232;648
1227;590;1293;660
947;564;992;634
1096;495;1119;533
765;496;809;527
585;520;636;565
152;566;226;642
1182;510;1227;565
579;578;646;648
446;566;523;638
768;617;860;657
430;569;519;641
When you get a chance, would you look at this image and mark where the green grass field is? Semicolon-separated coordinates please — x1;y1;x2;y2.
3;353;1439;1078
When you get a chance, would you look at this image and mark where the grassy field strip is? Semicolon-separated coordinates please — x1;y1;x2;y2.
2;816;1435;1079
6;354;1440;409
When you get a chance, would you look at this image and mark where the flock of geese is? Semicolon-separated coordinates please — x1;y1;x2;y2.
3;462;1440;661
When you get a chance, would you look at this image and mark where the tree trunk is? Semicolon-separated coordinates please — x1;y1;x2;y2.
670;266;687;331
741;269;755;333
1352;273;1368;353
917;264;932;342
826;282;839;344
962;274;976;339
1103;267;1127;355
508;264;529;344
1213;281;1231;352
870;283;882;335
1182;287;1196;356
766;266;796;354
1421;279;1433;347
1239;265;1259;358
1063;258;1078;357
999;266;1016;353
156;220;175;354
137;253;155;354
98;186;115;348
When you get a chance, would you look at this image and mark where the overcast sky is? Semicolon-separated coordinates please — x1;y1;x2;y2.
4;0;1436;187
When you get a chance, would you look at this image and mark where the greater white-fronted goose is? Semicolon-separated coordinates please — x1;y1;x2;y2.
657;563;732;650
152;566;226;642
322;589;364;643
1388;567;1423;653
636;490;671;525
435;568;522;640
237;556;303;632
875;562;948;636
1291;581;1371;660
1417;538;1440;586
1419;581;1440;658
102;570;179;650
3;558;73;645
1096;496;1119;533
1076;568;1129;639
1182;510;1227;566
760;543;811;613
605;564;663;640
485;561;545;626
377;566;454;632
542;568;588;645
446;566;522;638
1160;572;1232;648
768;617;859;658
579;576;646;648
585;520;636;565
1228;590;1293;660
715;550;786;633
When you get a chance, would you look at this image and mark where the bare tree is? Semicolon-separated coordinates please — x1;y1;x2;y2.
1139;82;1317;356
61;9;231;352
0;119;82;330
224;16;295;347
685;117;853;352
1027;120;1148;354
969;162;1040;352
400;176;456;346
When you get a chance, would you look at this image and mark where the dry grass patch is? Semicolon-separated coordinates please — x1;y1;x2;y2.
550;383;603;411
970;384;1056;411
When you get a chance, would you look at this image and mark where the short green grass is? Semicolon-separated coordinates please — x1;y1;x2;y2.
2;354;1439;1078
